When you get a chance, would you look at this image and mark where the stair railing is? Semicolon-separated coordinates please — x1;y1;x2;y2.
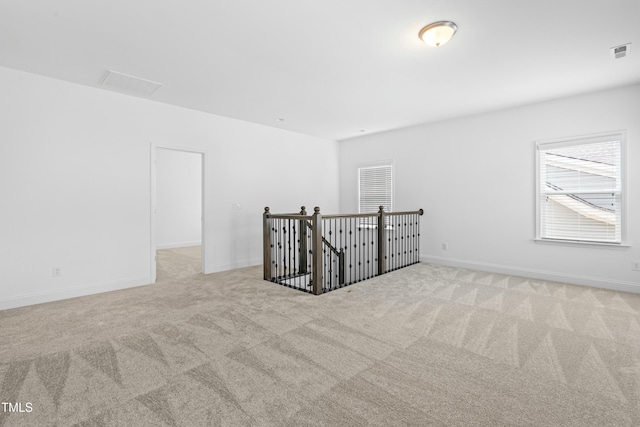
263;206;423;295
303;219;345;288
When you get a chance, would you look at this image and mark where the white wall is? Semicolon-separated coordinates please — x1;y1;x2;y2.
339;84;640;293
0;66;339;310
156;149;202;249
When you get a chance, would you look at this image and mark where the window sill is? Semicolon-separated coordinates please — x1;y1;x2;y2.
533;238;631;249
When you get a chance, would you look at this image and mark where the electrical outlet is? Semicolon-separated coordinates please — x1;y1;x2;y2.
52;267;62;278
633;260;640;271
442;243;448;250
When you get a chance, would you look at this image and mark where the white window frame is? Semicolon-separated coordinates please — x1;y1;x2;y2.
358;161;394;228
535;131;627;246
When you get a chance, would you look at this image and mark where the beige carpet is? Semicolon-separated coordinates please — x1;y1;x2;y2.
156;245;203;282
1;248;640;426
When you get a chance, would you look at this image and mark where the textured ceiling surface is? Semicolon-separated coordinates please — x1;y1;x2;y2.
1;0;639;140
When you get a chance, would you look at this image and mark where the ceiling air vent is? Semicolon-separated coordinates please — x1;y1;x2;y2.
610;43;631;60
100;70;163;96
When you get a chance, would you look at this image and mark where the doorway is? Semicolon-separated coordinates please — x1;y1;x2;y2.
151;146;205;283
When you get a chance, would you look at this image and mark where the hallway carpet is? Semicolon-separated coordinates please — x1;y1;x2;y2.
1;252;640;426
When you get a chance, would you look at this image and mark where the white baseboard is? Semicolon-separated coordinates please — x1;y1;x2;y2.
421;255;640;294
209;258;262;274
156;241;201;250
0;275;152;311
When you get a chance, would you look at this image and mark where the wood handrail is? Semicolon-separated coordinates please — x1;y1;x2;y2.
266;214;313;220
267;208;423;220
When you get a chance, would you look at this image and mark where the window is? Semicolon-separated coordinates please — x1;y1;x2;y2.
359;163;393;226
536;133;624;244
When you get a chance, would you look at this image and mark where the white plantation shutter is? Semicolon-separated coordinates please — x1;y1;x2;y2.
359;164;393;215
537;134;623;244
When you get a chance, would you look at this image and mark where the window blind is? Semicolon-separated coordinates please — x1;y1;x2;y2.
538;136;622;243
359;164;393;217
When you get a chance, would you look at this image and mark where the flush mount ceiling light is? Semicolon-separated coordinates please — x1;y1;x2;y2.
419;21;458;47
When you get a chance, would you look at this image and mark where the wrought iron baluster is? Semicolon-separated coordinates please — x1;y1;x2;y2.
282;224;287;280
368;221;371;279
308;222;312;291
289;220;293;279
329;218;332;289
373;215;377;278
397;218;400;269
410;214;414;264
355;223;359;282
273;219;278;280
282;219;286;281
275;218;279;280
327;219;332;291
403;216;407;268
348;219;352;285
276;219;281;280
339;220;342;285
293;222;297;278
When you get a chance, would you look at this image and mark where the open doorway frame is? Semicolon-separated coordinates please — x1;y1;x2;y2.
150;143;206;283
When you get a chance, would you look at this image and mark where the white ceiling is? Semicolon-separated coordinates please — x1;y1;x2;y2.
1;0;639;141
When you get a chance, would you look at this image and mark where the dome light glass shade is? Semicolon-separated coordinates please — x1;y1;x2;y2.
419;21;458;47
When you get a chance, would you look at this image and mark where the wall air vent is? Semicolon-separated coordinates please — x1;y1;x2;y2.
610;43;631;60
100;70;163;96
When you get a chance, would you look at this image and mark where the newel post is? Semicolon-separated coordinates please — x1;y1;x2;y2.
263;207;271;280
377;205;386;276
311;206;323;295
299;206;308;274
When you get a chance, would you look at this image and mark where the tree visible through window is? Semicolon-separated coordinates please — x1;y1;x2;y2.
536;133;623;244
